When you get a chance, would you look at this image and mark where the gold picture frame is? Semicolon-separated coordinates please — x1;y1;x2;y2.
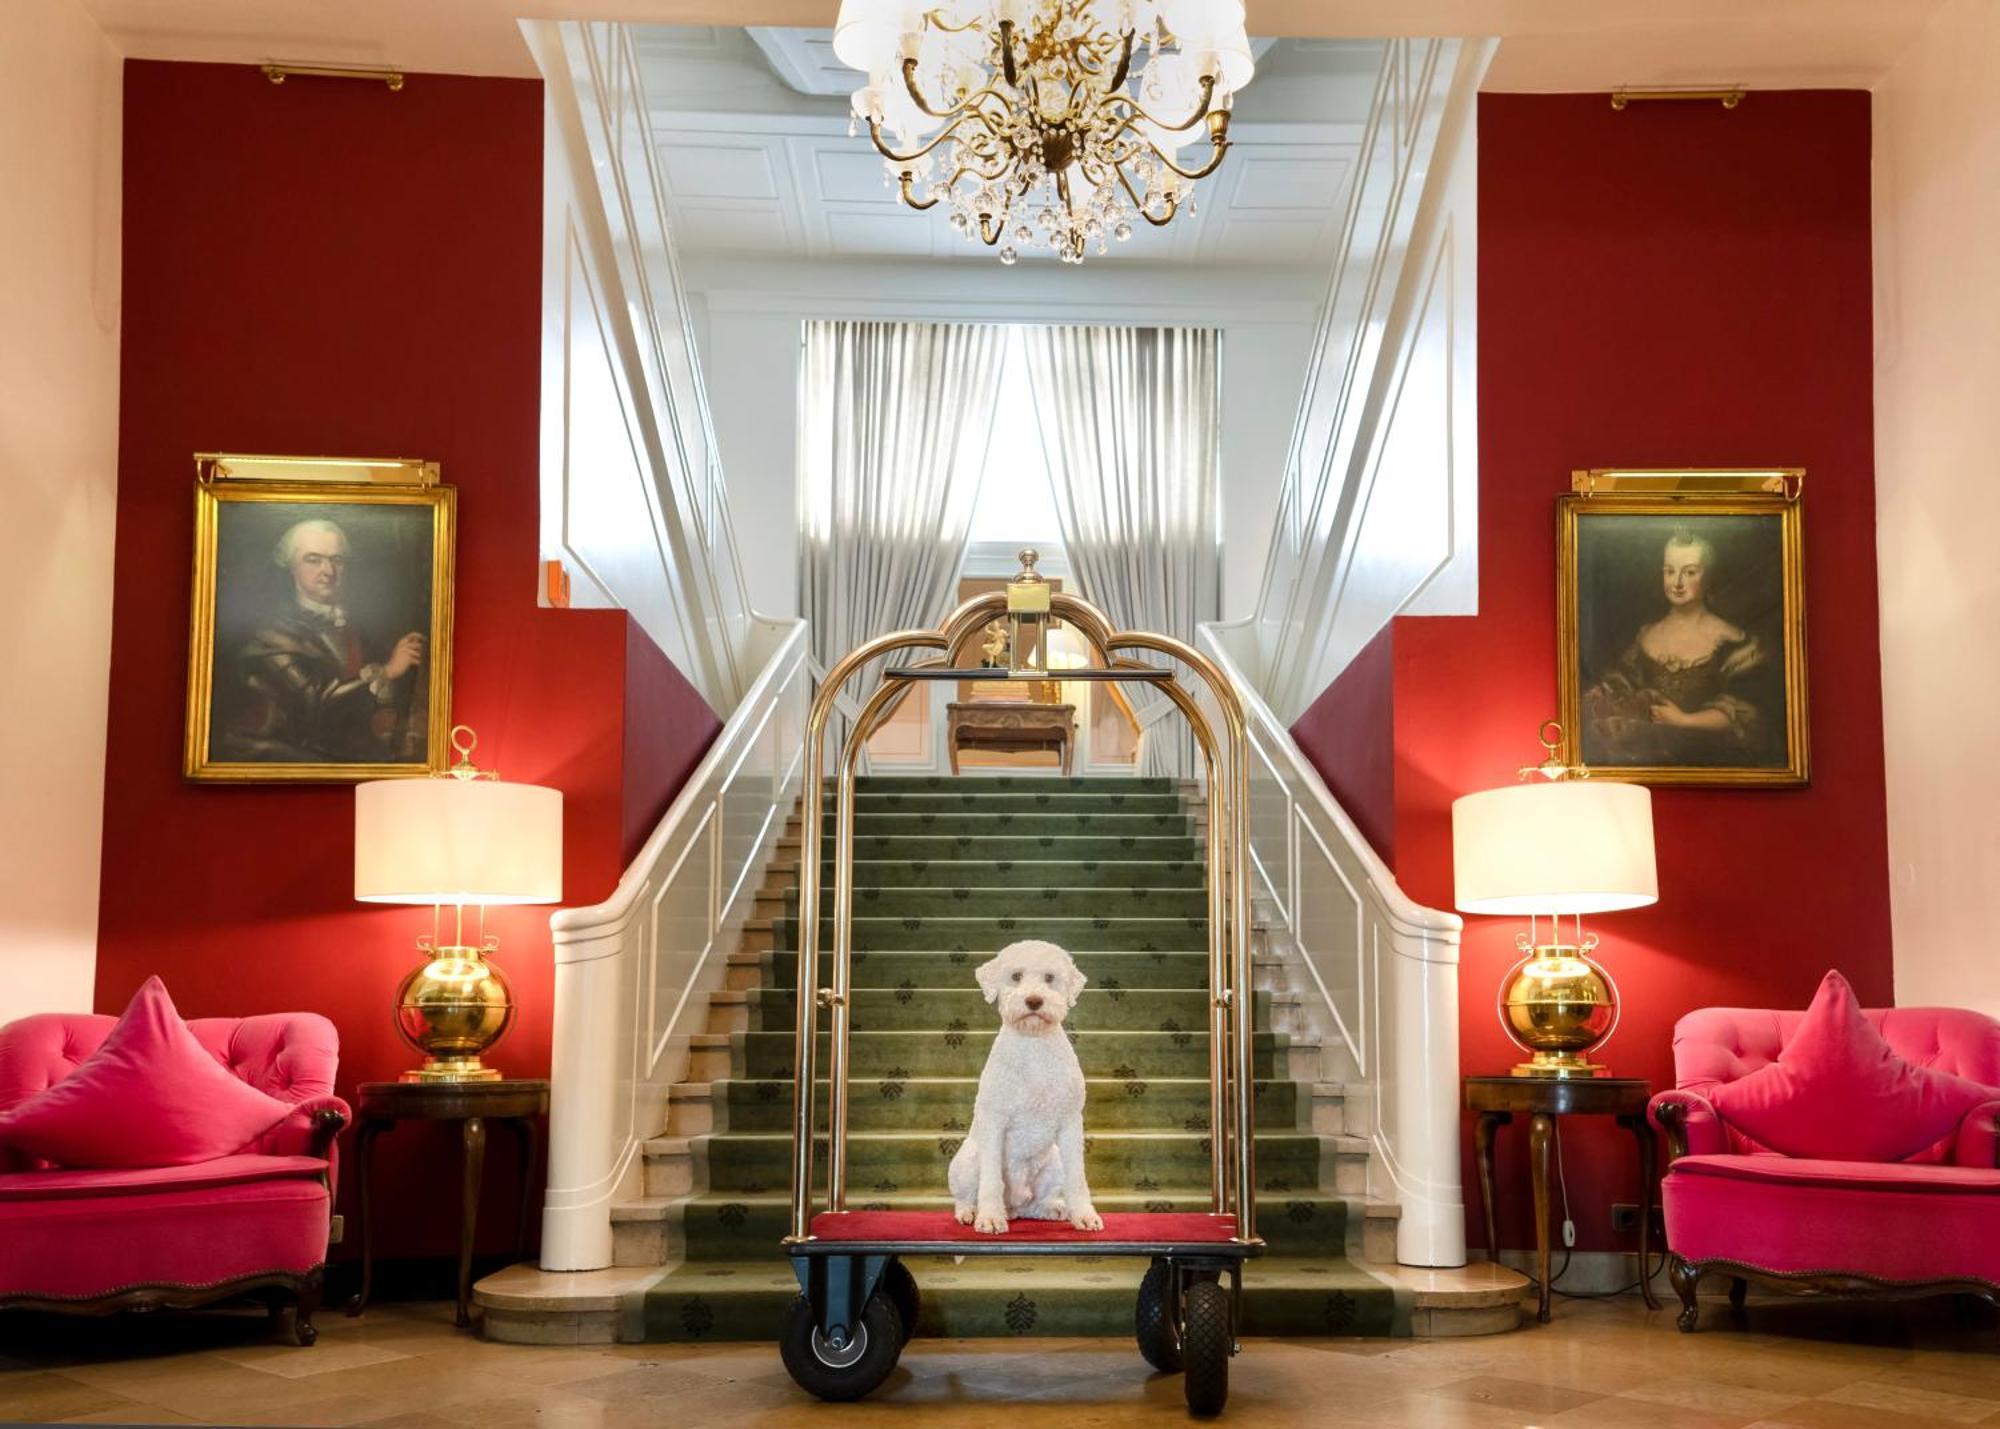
1557;469;1808;787
184;464;456;783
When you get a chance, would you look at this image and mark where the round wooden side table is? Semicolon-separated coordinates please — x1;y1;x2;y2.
1464;1075;1658;1323
344;1078;550;1328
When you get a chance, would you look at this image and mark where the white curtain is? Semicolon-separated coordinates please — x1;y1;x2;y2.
1025;326;1221;780
800;320;1009;722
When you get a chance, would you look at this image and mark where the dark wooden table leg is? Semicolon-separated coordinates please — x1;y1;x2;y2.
506;1117;539;1259
458;1116;486;1328
1529;1112;1554;1324
1620;1113;1660;1309
1474;1111;1509;1265
344;1118;387;1316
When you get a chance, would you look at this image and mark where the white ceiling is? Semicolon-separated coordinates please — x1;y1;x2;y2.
636;26;1378;268
74;0;1947;92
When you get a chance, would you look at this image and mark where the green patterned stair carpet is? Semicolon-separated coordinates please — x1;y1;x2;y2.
641;776;1407;1341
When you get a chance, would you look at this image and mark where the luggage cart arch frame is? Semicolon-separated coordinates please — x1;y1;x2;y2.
779;578;1263;1413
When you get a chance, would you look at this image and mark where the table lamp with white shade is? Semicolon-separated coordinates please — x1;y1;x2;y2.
1452;724;1657;1079
354;727;562;1083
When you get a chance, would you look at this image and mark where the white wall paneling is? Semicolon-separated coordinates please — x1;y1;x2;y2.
1214;36;1490;723
530;18;809;1270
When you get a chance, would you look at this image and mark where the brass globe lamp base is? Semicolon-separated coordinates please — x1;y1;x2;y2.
1499;942;1618;1079
395;941;515;1083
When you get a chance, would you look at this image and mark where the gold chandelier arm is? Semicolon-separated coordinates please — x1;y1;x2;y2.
998;18;1020;88
1105;72;1218;142
898;170;942;209
866;110;997;165
1152;122;1231;181
1112;161;1179;226
1105;29;1135;91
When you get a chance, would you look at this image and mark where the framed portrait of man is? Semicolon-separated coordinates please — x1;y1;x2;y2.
184;463;455;782
1557;470;1809;787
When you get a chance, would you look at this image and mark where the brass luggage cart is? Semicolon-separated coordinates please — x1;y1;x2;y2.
778;554;1262;1415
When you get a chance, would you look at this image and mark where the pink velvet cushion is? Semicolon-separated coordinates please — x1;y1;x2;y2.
1708;970;1992;1163
0;979;294;1169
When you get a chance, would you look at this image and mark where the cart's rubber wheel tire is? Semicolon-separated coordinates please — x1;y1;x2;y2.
1135;1260;1182;1373
882;1260;921;1347
1181;1279;1232;1416
779;1292;903;1402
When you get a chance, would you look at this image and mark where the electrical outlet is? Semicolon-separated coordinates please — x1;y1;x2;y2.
1612;1202;1666;1238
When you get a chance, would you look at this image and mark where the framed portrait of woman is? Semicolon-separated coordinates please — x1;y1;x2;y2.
183;456;456;783
1557;471;1808;787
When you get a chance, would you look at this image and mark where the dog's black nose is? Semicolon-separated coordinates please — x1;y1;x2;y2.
1024;995;1044;1011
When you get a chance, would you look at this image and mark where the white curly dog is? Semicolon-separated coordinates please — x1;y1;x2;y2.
948;939;1104;1235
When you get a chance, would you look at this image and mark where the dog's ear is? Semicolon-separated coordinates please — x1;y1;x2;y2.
1063;958;1088;1004
974;955;1006;1005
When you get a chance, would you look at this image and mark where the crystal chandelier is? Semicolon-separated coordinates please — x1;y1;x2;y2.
831;0;1254;264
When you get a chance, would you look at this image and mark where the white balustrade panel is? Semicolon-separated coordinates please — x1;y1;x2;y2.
542;622;807;1270
1235;37;1491;720
532;19;753;712
1198;627;1466;1267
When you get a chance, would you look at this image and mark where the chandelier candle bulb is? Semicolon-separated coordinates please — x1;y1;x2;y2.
834;0;1253;263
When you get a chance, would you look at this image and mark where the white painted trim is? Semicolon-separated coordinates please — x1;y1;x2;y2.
542;620;808;1269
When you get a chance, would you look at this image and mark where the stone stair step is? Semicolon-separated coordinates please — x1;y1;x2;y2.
640;1253;1403;1342
814;811;1194;837
727;1028;1294;1080
768;886;1212;920
853;775;1179;793
770;916;1213;952
678;1074;1301;1134
814;859;1207;890
614;1188;1358;1262
823;792;1186;814
767;948;1215;988
641;1128;1363;1196
734;986;1267;1034
816;834;1201;861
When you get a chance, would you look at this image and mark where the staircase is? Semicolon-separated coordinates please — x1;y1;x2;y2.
622;775;1409;1340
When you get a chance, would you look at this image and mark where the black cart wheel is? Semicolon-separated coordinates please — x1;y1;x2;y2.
882;1259;921;1346
1135;1259;1182;1372
1182;1278;1231;1416
779;1292;904;1402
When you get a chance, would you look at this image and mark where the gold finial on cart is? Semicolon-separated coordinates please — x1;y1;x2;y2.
1004;548;1052;674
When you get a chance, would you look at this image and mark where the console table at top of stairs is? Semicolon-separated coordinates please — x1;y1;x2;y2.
947;701;1076;775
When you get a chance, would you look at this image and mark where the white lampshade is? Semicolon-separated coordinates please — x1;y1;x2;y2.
832;0;913;75
354;778;563;906
1452;781;1657;917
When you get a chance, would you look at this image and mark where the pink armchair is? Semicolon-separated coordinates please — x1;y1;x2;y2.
0;1010;349;1344
1651;996;2000;1332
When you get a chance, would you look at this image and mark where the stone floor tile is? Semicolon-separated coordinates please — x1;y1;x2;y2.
1424;1372;1606;1415
0;1374;140;1425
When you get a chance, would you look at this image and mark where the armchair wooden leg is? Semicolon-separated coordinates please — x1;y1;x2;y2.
1669;1256;1700;1333
294;1276;322;1346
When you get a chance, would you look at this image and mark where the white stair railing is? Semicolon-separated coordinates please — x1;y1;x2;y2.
529;17;808;1269
1197;628;1465;1267
1194;35;1492;1268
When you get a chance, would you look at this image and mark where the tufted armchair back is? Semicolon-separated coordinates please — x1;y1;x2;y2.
0;1011;340;1173
1672;1004;2000;1160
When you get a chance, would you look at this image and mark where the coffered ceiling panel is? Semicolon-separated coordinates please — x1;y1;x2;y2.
636;26;1375;270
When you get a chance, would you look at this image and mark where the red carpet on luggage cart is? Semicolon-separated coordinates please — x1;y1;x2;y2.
808;1210;1242;1248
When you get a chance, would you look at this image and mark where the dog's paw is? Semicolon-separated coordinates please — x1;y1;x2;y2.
954;1203;976;1226
973;1209;1009;1235
1070;1205;1105;1232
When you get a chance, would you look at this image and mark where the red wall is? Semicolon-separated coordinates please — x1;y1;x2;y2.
1290;624;1397;864
100;62;720;1259
1294;91;1890;1254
